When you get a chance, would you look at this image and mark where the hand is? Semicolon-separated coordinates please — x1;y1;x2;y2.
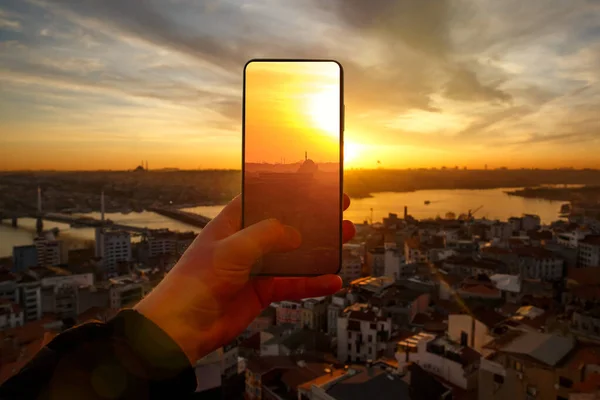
134;194;356;364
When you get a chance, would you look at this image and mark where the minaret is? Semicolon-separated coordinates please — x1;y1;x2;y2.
305;151;307;161
101;191;105;222
37;186;42;213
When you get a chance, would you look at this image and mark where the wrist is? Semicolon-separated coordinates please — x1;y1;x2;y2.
134;290;216;364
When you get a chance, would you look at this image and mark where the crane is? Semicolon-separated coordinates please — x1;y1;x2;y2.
468;205;484;220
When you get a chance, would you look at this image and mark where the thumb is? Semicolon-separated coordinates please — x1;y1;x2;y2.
216;218;301;267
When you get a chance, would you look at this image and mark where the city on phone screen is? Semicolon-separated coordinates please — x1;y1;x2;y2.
242;60;343;276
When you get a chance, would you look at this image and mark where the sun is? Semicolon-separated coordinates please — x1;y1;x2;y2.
307;86;340;136
344;141;361;165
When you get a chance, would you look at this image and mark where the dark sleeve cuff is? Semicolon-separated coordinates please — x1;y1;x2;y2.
107;309;197;391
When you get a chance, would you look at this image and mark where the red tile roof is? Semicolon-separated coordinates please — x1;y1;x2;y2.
459;283;500;296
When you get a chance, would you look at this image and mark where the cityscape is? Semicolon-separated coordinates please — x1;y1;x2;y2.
2;0;600;398
2;171;600;399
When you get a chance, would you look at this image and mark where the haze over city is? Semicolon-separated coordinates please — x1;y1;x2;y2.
1;0;599;171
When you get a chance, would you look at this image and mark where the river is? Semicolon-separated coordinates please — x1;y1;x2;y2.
0;187;565;258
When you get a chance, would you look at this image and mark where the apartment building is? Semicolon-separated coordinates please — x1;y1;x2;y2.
578;235;600;267
396;332;481;391
336;304;392;363
275;300;302;327
478;331;588;400
301;297;327;331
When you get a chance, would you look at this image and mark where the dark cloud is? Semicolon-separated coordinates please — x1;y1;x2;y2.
318;0;514;107
444;66;511;103
456;106;532;137
324;0;453;58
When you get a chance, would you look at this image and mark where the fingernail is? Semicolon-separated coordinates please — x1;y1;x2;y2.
282;226;302;247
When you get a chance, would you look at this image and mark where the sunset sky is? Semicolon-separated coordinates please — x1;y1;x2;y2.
245;61;341;165
0;0;599;170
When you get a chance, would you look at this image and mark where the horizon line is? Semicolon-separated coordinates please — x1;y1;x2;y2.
1;167;600;173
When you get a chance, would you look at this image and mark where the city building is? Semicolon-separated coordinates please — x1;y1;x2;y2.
247;306;276;334
144;229;195;258
336;304;393;363
275;300;302;327
0;271;19;304
95;229;132;277
34;237;64;266
556;226;591;248
245;357;340;400
515;246;565;281
340;248;362;283
395;332;481;391
366;247;385;277
195;341;240;392
572;307;600;341
479;331;588;400
578;235;600;267
448;309;505;356
456;276;502;300
442;255;507;278
0;300;24;330
328;291;349;336
298;363;412;400
12;245;37;273
17;272;42;322
404;237;430;264
42;285;78;319
301;297;327;331
521;214;542;231
369;284;431;327
260;329;330;357
490;221;513;240
490;273;522;303
107;276;145;309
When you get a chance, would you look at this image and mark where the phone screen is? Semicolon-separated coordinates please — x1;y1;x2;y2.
243;60;343;276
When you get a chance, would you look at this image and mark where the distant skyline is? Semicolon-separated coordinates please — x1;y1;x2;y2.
1;0;600;170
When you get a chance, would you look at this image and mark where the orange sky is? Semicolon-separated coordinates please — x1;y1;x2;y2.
0;0;599;171
245;61;341;165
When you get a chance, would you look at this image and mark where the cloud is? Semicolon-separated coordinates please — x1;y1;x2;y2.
1;0;600;168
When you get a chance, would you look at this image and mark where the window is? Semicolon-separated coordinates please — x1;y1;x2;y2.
514;360;523;372
348;332;352;339
558;376;573;389
493;374;504;384
460;331;468;347
348;344;352;351
370;323;376;329
368;335;373;343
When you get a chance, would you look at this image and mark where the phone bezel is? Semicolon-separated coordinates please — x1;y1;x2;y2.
241;58;345;277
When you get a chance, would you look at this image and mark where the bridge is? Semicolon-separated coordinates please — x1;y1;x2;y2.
0;187;214;233
0;211;152;234
0;208;213;233
147;207;213;229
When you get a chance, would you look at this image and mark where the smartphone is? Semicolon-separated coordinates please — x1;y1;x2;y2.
242;59;344;276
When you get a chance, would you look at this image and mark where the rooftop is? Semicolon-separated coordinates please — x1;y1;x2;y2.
350;276;395;293
513;246;563;260
487;331;575;367
326;366;410;400
490;274;521;293
580;235;600;246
